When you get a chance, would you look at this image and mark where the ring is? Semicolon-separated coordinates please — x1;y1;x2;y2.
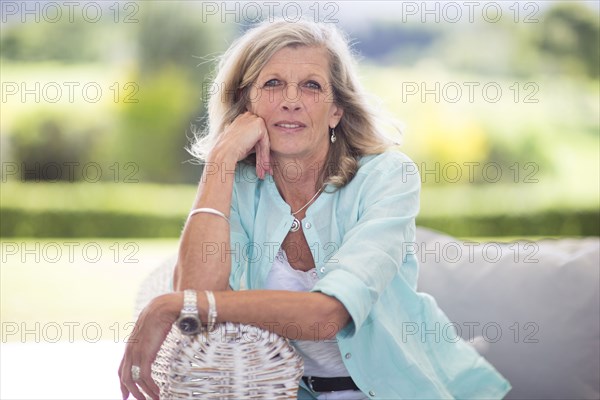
131;365;141;381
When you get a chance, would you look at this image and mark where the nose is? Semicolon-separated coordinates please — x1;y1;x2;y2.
281;83;302;111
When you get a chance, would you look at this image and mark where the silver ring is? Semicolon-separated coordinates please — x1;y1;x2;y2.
131;365;141;381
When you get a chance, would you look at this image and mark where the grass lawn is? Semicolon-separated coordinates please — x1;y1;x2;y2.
1;238;178;343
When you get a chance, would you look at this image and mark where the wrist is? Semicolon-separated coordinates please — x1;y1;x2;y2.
161;292;184;319
207;145;239;167
172;290;208;321
202;147;239;189
147;292;184;325
176;290;202;335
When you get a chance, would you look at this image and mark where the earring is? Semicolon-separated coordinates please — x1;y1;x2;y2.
330;127;337;143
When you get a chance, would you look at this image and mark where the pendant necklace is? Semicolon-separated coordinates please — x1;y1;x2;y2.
289;187;323;232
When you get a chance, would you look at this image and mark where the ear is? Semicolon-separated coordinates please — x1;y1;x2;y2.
329;104;344;128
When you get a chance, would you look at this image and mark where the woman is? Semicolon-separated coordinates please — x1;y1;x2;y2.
119;19;511;400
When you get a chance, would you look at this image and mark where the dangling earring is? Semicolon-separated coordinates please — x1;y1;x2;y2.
330;127;337;143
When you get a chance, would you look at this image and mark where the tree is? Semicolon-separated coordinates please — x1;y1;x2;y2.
539;2;600;78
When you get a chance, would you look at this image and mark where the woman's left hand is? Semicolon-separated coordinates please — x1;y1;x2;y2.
118;293;181;400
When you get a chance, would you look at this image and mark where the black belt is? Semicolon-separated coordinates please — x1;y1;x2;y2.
302;376;360;392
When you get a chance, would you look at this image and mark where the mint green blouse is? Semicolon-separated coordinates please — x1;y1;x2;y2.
227;149;511;399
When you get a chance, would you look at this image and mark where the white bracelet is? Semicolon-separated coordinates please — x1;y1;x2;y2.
204;291;217;332
188;208;230;224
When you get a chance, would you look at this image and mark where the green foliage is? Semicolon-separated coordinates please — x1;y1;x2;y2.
1;182;597;238
8;109;106;181
1;3;233;184
110;66;200;183
136;2;225;78
0;182;196;215
351;2;599;80
101;3;233;183
0;19;102;63
0;2;597;239
2;207;597;238
417;209;599;238
0;208;184;238
483;128;554;183
538;2;600;78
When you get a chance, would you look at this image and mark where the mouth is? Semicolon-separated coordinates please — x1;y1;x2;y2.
274;121;307;130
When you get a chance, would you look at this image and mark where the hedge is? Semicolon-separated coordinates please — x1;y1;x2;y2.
1;208;598;238
1;208;185;238
417;209;599;238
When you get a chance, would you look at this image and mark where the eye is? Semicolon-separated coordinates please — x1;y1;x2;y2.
304;80;322;90
264;79;281;88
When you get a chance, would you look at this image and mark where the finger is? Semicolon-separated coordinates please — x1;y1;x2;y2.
120;381;130;400
253;120;269;179
119;376;130;399
136;378;156;400
257;129;271;177
121;372;146;400
255;144;265;180
124;377;147;400
138;378;159;399
138;358;160;400
121;356;147;400
263;141;272;176
118;357;130;400
146;378;161;400
256;143;268;180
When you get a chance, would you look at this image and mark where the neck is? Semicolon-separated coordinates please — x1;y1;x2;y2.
271;152;327;211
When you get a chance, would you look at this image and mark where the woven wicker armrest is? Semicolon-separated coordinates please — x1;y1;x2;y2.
138;256;304;398
152;322;304;399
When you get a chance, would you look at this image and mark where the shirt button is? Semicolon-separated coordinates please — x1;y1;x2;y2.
304;222;311;229
344;352;351;359
369;390;375;397
320;267;325;273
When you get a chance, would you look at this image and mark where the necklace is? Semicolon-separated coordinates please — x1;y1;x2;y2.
289;187;323;232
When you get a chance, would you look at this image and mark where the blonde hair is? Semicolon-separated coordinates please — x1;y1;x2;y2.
189;19;396;189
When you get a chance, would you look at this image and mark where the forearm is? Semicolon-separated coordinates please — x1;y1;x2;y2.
211;291;350;340
174;149;238;291
162;290;351;340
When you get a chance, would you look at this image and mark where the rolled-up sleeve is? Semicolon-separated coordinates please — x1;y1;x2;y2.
310;153;421;337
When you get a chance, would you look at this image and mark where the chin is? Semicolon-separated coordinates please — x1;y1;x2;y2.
269;140;303;155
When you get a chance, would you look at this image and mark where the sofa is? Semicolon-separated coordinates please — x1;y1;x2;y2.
415;228;599;399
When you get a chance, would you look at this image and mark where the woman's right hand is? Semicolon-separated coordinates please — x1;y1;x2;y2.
211;111;271;179
118;293;181;400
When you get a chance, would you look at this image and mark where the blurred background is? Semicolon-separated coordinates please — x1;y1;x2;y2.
0;1;598;398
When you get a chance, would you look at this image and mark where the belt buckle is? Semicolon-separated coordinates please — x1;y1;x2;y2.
307;376;315;392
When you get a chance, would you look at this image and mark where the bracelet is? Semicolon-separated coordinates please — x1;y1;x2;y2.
188;208;230;224
204;290;217;332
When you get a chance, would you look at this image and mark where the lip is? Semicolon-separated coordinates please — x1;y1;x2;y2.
273;120;307;130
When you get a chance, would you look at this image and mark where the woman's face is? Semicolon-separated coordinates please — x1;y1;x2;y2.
248;46;343;163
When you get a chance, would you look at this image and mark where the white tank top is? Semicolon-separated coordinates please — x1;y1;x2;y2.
264;248;350;378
